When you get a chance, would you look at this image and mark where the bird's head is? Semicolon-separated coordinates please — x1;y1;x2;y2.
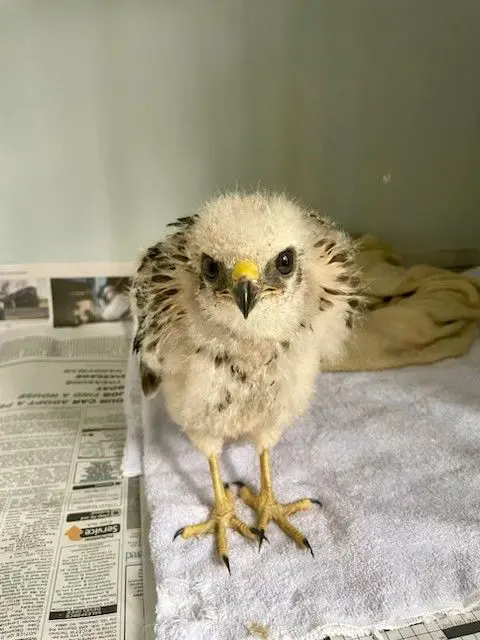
133;191;361;367
183;192;327;341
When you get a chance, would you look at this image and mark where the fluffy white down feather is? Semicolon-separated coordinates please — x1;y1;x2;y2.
131;192;362;456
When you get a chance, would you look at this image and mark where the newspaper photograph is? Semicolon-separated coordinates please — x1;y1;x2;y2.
50;277;131;328
0;272;50;323
0;324;143;640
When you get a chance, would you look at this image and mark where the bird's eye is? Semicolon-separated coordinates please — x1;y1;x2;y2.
275;249;295;275
201;255;220;281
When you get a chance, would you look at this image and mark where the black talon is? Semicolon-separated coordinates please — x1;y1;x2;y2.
254;528;269;551
310;499;323;507
232;481;245;489
222;554;231;574
173;527;184;541
224;483;230;489
303;537;315;558
250;526;269;550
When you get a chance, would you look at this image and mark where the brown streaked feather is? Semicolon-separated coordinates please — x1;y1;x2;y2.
328;251;349;264
166;215;199;229
140;360;162;396
132;332;141;354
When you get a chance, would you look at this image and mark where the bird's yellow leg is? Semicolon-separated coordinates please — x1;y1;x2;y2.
237;449;320;555
174;455;259;571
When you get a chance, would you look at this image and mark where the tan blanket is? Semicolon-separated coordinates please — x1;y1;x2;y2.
328;235;480;372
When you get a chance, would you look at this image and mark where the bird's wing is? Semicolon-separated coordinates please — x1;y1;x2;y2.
130;216;197;395
306;212;365;327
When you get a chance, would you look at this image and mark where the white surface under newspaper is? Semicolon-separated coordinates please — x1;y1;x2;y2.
0;323;144;640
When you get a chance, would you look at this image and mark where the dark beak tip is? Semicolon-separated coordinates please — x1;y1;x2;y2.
233;279;257;320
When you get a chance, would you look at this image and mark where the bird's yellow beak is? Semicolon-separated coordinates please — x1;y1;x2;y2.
231;260;259;319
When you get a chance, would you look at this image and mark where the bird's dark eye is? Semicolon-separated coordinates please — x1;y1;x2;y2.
201;255;219;281
275;248;295;275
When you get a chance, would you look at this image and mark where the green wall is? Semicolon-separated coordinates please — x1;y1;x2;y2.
1;0;479;264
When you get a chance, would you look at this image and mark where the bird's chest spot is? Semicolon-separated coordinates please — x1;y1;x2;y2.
207;344;274;383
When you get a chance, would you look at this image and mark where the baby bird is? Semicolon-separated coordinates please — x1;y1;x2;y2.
131;192;362;570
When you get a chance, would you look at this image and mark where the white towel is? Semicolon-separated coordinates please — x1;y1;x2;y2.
122;339;144;477
123;337;480;640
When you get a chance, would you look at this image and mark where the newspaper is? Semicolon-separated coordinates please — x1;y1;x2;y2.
0;323;144;640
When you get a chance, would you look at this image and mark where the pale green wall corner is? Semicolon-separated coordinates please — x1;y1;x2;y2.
1;0;479;265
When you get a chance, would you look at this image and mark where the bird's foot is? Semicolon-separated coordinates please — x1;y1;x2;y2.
235;482;320;556
173;484;260;572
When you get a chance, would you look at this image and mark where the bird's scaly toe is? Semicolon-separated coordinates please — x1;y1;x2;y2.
174;486;259;570
236;483;317;555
